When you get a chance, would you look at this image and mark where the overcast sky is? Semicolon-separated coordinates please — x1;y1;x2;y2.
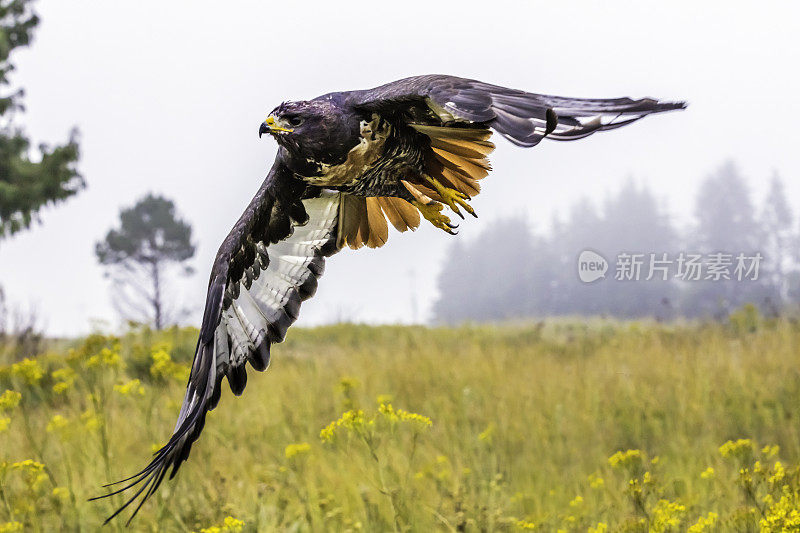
1;0;799;335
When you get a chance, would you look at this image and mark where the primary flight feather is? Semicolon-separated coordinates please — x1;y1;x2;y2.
92;74;685;523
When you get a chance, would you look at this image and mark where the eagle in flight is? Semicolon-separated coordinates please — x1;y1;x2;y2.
94;74;684;522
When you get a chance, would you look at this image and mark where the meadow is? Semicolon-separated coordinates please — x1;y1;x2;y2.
1;306;800;532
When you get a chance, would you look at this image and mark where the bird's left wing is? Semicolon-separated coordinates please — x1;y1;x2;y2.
93;162;342;524
345;74;685;147
338;74;684;234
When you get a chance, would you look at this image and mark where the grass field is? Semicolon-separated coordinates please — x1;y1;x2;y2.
1;307;800;531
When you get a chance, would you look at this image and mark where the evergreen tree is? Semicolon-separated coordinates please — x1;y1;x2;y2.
759;173;794;305
549;182;677;318
95;193;195;330
686;162;768;316
693;161;760;253
788;213;800;307
433;216;540;323
0;0;82;240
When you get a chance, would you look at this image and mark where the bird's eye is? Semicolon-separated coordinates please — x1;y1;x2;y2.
288;116;304;127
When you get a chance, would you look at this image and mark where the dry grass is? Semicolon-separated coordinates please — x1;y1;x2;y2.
1;308;800;531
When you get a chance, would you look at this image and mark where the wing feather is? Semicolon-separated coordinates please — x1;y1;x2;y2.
92;159;343;524
347;74;685;147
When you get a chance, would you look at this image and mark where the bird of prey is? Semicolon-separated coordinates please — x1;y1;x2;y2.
94;74;684;522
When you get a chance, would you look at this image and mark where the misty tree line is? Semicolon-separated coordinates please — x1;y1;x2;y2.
433;161;800;323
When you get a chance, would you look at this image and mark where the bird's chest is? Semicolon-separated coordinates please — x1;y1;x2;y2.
300;115;391;188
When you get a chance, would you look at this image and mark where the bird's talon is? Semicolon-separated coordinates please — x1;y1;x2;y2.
424;177;478;219
413;200;458;234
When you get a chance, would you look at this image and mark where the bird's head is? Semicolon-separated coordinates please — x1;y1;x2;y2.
260;101;313;138
259;100;356;170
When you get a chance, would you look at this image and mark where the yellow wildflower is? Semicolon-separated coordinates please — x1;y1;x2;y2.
762;444;780;458
588;473;604;489
397;409;432;427
700;466;715;479
320;409;368;442
150;349;188;381
81;409;101;430
51;367;76;394
0;522;23;533
46;414;73;442
688;511;718;533
114;378;145;396
285;442;311;459
0;418;9;433
376;394;393;405
46;414;69;435
588;523;608;533
51;367;75;381
719;438;755;460
378;402;398;422
199;515;245;533
769;461;786;484
0;390;21;411
222;517;244;532
478;423;495;443
569;495;583;508
52;486;70;503
760;487;800;530
608;449;643;470
11;459;44;473
86;347;122;369
627;478;643;499
52;381;71;394
378;403;432;428
338;377;359;409
10;459;48;490
651;499;686;532
515;520;536;530
10;358;43;385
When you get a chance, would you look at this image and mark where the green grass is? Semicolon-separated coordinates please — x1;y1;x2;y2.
2;310;800;531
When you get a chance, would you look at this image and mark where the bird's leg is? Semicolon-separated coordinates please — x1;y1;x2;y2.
423;175;477;219
400;179;458;235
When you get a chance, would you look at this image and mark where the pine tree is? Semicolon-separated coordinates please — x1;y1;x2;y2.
687;161;769;316
760;173;794;305
0;0;82;240
95;193;195;330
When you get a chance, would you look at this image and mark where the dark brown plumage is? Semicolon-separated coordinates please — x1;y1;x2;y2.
93;74;684;524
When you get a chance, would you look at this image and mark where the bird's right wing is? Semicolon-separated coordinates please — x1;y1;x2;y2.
93;160;343;523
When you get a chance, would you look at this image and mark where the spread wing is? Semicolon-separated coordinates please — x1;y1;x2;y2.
346;74;686;147
336;75;684;235
92;159;342;524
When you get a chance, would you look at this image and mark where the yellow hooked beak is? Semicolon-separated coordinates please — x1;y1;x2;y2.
259;116;294;137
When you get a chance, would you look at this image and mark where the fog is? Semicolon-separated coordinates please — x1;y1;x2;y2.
1;0;798;335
